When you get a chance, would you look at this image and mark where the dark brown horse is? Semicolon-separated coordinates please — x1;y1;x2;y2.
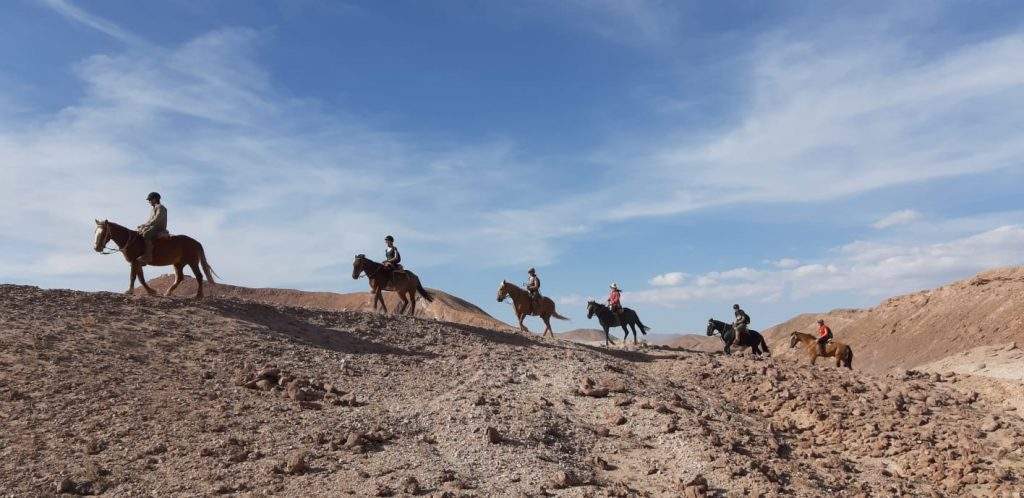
497;280;569;337
789;331;853;369
93;219;217;298
352;254;433;315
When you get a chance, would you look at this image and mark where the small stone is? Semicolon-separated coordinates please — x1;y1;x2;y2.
284;451;308;475
401;476;420;495
486;427;502;444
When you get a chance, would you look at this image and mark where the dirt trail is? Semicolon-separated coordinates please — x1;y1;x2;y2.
1;284;1022;496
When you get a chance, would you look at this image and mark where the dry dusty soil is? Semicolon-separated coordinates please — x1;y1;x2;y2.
1;284;1023;496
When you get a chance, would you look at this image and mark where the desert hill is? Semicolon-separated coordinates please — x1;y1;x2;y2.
763;267;1024;373
2;284;1022;496
136;274;513;331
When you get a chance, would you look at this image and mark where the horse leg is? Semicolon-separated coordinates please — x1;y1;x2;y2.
376;289;388;313
517;313;529;333
165;263;185;297
127;264;138;294
188;261;204;299
136;266;157;296
397;292;409;315
541;315;553;338
408;292;416;316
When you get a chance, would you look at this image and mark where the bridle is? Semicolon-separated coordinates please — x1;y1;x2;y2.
96;225;137;255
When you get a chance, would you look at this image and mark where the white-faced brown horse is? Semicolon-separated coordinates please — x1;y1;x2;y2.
352;254;433;315
93;219;217;298
497;280;569;337
789;331;853;369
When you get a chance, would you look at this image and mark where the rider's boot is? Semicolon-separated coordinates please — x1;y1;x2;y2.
817;340;827;356
138;239;154;264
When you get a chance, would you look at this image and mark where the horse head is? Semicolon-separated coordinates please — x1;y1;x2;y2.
706;318;717;336
352;254;366;279
789;331;800;348
497;280;510;302
93;219;110;252
586;300;597;319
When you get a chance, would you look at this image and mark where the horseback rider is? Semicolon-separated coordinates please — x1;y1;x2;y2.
607;283;623;316
136;192;167;264
526;268;541;310
383;235;402;271
816;319;833;355
732;304;750;346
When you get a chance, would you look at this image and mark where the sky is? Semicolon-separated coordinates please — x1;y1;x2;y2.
2;0;1023;334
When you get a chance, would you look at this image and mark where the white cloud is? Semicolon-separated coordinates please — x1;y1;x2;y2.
628;225;1024;308
39;0;148;46
770;258;801;269
649;271;687;286
872;209;923;229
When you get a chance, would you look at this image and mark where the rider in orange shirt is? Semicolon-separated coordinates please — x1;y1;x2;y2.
816;319;832;355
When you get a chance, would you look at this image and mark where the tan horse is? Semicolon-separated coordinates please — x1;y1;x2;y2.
352;254;433;315
497;280;569;337
94;219;217;299
789;331;853;369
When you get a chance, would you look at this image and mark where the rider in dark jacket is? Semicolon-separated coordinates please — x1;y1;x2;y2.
383;235;402;270
733;304;750;346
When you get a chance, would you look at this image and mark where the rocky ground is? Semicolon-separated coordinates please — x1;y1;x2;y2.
1;284;1022;496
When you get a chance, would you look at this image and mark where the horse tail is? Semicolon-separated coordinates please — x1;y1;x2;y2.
636;317;650;334
199;247;218;284
760;335;771;356
416;281;433;302
551;310;570;321
845;347;854;369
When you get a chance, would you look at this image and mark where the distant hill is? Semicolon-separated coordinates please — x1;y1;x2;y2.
763;267;1024;373
136;275;514;331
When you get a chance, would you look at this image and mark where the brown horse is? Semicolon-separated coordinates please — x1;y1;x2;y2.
93;219;217;299
789;331;853;369
497;280;569;337
352;254;433;315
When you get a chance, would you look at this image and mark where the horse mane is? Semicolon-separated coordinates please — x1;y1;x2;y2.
791;331;814;340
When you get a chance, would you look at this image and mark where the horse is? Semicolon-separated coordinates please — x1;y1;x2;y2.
352;254;433;315
586;301;650;347
496;280;569;337
93;219;217;299
789;331;853;369
706;318;770;356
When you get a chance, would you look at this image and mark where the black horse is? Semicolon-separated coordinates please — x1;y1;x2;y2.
587;301;650;347
706;318;770;356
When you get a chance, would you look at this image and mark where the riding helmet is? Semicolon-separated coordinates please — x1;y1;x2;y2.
146;192;161;202
384;235;394;242
733;304;740;309
528;267;536;274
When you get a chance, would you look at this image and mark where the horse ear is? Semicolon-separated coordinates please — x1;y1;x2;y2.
94;219;100;225
502;279;507;284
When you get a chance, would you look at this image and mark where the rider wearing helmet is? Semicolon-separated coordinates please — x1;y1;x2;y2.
136;192;167;264
526;267;541;301
607;283;623;315
732;304;750;346
383;235;402;270
816;319;833;355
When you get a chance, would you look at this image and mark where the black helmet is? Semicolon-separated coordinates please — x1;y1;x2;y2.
528;267;536;274
733;304;740;309
384;235;394;242
146;192;161;202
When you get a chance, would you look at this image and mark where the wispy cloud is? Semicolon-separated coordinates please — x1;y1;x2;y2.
873;209;922;229
38;0;148;46
627;225;1024;308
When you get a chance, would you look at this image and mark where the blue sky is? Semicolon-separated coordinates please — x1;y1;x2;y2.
2;0;1023;333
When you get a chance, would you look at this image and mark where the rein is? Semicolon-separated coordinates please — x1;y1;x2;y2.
98;228;137;255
